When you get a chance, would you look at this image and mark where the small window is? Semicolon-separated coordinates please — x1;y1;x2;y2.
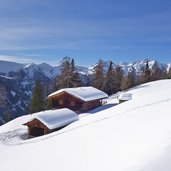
70;101;75;106
59;99;64;105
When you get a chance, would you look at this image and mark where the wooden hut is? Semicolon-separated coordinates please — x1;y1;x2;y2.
47;86;108;113
24;108;78;137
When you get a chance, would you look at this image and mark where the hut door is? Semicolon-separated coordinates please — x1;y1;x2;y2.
30;127;44;136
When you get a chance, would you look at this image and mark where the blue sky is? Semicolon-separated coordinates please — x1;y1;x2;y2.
0;0;171;66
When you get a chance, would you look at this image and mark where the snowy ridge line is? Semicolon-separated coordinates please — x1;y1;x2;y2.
0;75;16;80
1;97;171;146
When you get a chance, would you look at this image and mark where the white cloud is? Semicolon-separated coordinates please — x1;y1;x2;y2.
0;55;59;65
0;55;39;64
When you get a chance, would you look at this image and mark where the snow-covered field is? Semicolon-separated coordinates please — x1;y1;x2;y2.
0;80;171;171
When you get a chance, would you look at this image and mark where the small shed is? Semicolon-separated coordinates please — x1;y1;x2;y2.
47;86;108;113
24;108;79;137
118;93;132;103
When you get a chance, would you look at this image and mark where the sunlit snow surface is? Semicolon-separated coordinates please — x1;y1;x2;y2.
0;80;171;171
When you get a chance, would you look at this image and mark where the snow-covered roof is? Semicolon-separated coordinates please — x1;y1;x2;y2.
48;86;108;102
118;93;132;101
29;108;79;130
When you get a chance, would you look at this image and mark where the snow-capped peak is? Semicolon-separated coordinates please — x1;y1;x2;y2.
0;59;170;78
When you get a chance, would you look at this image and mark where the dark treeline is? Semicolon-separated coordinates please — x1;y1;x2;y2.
29;57;171;113
90;58;170;95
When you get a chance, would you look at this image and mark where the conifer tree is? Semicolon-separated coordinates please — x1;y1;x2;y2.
144;60;151;82
56;57;81;89
120;76;129;90
120;67;137;90
2;108;11;123
30;80;44;113
56;57;72;89
152;67;164;80
114;65;123;92
167;66;171;79
104;61;116;95
92;59;105;91
70;59;81;87
140;59;152;83
46;99;53;110
127;67;137;88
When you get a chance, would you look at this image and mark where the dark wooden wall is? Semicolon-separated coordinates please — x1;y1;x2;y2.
24;119;49;136
51;92;83;112
50;92;102;113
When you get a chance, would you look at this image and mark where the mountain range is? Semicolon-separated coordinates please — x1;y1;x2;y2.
0;59;170;125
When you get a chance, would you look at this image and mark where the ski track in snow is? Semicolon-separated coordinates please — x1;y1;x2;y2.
0;98;170;146
0;128;28;145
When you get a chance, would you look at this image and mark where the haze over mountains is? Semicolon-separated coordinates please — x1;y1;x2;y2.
0;59;170;125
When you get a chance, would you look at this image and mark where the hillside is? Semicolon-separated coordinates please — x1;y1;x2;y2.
0;60;91;125
0;59;170;125
0;80;171;171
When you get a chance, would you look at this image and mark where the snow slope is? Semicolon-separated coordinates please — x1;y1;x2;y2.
0;80;171;171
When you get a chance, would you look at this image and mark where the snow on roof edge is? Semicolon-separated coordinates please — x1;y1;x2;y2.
48;86;108;102
25;108;79;130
